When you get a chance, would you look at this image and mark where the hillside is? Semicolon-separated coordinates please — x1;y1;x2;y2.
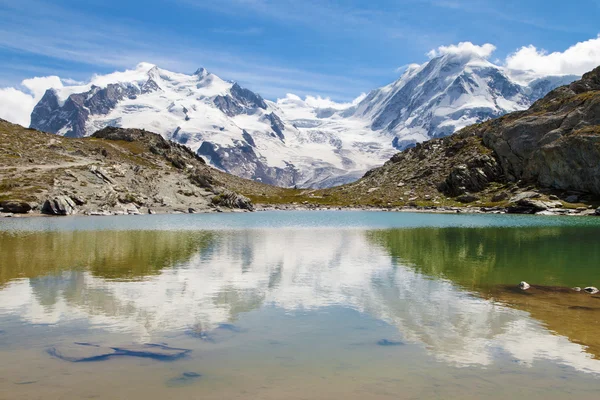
0;120;291;215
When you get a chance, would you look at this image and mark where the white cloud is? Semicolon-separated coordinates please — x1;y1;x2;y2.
22;76;63;98
427;42;496;59
0;87;36;126
505;35;600;77
303;93;367;110
0;75;62;127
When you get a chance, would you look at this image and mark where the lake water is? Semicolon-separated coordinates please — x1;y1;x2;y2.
1;211;600;399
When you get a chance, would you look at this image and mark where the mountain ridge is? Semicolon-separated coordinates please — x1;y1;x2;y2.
24;57;578;188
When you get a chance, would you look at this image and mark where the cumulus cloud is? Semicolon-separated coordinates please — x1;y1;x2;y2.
427;42;496;59
0;76;62;127
505;35;600;77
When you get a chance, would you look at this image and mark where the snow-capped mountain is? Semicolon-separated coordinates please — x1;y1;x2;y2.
29;55;577;188
345;53;578;150
30;62;393;188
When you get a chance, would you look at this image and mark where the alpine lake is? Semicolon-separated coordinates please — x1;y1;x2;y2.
1;211;600;399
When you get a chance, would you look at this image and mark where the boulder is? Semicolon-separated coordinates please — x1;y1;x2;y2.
595;207;600;216
0;200;35;214
41;196;77;215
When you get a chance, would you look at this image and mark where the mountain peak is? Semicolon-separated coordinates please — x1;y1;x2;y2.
194;67;209;78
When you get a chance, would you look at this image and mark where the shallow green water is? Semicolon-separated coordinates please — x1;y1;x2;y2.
1;211;600;399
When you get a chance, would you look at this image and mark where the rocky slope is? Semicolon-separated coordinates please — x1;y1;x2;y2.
0;120;292;216
307;66;600;214
26;58;575;188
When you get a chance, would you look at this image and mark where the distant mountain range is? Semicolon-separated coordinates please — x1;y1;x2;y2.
29;55;578;188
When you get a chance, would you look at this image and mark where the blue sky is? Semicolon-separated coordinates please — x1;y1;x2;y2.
0;0;599;100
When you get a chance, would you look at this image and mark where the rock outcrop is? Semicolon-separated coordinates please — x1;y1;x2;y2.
1;121;291;216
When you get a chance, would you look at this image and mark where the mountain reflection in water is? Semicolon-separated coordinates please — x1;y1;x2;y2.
1;226;600;375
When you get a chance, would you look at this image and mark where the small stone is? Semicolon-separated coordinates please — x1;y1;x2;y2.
548;195;560;201
572;287;582;292
584;287;599;294
519;281;530;290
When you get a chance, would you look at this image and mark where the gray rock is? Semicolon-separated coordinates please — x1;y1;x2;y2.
595;207;600;216
510;191;541;203
517;199;548;211
89;165;115;184
41;196;77;215
584;287;599;294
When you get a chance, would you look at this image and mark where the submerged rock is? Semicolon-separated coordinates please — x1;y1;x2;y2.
110;344;191;360
47;343;119;362
166;372;202;387
377;339;404;346
47;342;191;362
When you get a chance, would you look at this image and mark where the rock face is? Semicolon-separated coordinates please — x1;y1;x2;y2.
481;68;600;194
